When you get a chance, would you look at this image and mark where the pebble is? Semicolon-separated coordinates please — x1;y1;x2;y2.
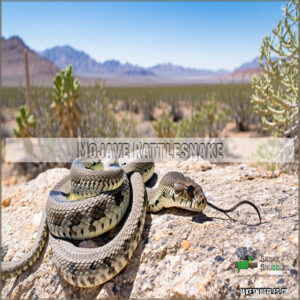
10;176;17;185
181;240;191;250
215;255;224;262
277;278;284;284
288;234;298;245
2;197;11;207
290;269;298;276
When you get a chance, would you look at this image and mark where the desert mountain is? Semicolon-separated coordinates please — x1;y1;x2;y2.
40;46;154;77
1;36;60;86
40;45;229;77
2;36;263;86
229;67;262;81
234;57;260;71
149;63;229;77
229;57;264;80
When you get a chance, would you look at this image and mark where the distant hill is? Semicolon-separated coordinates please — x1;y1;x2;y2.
1;36;60;86
229;67;262;81
40;45;229;78
2;35;267;86
40;46;154;77
230;55;278;80
40;45;102;75
229;57;264;81
149;63;229;77
234;57;260;71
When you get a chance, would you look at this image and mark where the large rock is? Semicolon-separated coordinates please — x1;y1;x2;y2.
1;163;298;299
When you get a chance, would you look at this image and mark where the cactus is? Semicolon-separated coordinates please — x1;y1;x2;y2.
14;104;36;137
251;0;299;137
51;65;81;137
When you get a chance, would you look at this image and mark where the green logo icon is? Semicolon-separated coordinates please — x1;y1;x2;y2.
238;256;254;273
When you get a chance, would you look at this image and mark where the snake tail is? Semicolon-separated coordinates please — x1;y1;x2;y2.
2;210;48;278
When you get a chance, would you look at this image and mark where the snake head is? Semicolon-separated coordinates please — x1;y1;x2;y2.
173;180;207;212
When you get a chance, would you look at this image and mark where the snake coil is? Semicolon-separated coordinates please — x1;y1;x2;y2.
2;157;261;287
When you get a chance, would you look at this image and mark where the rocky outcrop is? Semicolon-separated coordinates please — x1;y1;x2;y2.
1;162;298;299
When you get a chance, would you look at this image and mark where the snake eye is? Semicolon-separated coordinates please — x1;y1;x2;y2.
187;185;194;197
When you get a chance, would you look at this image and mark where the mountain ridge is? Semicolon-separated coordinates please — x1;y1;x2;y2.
2;36;263;86
40;44;230;77
40;45;155;76
234;57;260;71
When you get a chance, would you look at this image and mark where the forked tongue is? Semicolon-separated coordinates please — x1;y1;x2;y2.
206;200;261;225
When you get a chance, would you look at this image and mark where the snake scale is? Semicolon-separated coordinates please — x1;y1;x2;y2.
1;156;261;287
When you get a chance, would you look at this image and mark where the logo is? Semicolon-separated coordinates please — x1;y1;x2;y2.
237;256;258;273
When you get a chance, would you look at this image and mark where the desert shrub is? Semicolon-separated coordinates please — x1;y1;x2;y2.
118;115;138;137
80;81;119;137
32;87;59;137
167;96;184;122
139;88;159;121
176;111;206;137
13;104;36;137
251;0;298;172
153;93;228;138
153;112;177;138
51;66;81;137
120;96;138;113
221;83;260;131
187;93;229;137
2;85;26;108
251;0;298;137
1;111;6;123
201;93;229;137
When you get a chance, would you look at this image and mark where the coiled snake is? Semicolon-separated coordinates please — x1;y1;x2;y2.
1;156;261;287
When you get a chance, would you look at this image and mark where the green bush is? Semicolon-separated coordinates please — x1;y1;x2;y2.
51;65;81;137
14;104;36;137
153;112;177;137
176;111;206;137
153;93;228;138
80;81;119;137
118;115;138;137
221;83;259;131
201;93;229;137
251;0;298;137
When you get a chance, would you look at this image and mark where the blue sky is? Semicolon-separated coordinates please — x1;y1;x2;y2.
2;1;286;71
